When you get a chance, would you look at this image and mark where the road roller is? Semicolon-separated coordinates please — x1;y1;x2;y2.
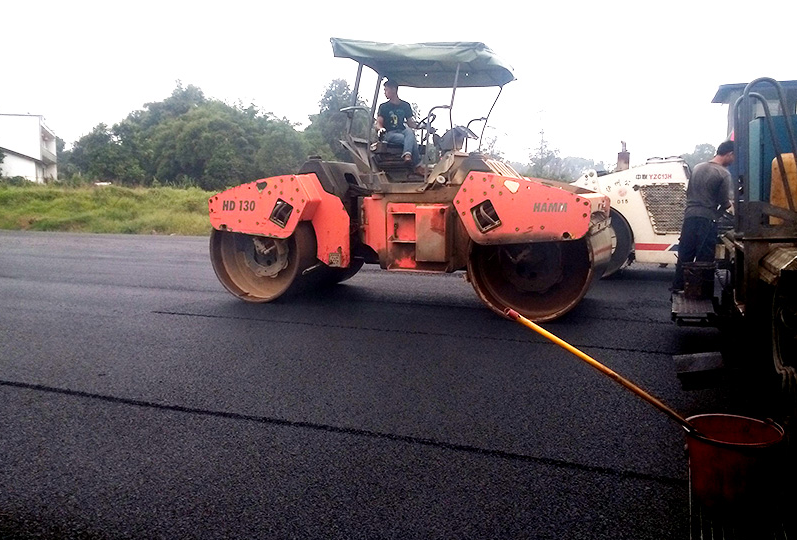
208;38;611;321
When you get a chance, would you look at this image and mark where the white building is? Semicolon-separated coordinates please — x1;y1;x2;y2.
0;114;58;182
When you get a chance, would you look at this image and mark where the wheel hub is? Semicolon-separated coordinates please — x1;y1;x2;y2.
247;236;289;277
499;243;563;294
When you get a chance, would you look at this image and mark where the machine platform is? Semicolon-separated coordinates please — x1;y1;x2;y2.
671;292;717;326
673;352;726;390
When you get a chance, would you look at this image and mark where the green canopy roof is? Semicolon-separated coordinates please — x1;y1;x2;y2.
330;37;515;88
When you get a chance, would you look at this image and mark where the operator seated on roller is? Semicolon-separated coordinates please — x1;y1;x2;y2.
376;79;424;175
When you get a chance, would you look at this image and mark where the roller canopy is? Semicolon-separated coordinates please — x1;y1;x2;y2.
330;37;515;88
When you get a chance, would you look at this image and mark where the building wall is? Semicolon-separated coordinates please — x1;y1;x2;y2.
0;115;41;158
0;114;58;182
1;152;39;180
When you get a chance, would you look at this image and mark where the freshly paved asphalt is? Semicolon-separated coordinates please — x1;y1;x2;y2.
0;230;763;539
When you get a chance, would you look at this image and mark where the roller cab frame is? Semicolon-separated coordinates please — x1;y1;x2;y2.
209;38;612;321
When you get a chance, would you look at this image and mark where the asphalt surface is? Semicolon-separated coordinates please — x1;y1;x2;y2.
0;230;766;539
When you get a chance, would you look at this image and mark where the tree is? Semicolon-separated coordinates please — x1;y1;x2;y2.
124;82;206;133
149;102;255;189
116;82;208;183
560;156;608;178
67;83;214;185
145;100;307;191
69;124;146;184
524;129;605;181
55;136;80;180
303;79;367;162
527;129;565;180
681;143;716;170
64;83;309;189
478;134;504;161
255;120;308;178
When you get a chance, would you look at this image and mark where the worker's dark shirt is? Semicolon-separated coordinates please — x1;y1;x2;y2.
378;100;413;132
684;161;732;220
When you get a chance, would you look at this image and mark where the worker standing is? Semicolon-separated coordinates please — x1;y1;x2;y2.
672;141;735;291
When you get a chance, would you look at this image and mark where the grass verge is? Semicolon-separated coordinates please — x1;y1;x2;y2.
0;184;214;236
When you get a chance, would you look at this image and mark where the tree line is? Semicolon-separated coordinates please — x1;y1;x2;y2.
54;81;717;191
525;129;717;181
57;81;359;192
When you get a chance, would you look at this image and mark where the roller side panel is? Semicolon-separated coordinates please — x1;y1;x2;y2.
454;173;609;245
208;174;351;268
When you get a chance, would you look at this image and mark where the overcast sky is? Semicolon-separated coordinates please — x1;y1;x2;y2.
4;0;795;167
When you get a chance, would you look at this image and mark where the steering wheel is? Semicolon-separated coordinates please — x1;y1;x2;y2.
416;113;436;131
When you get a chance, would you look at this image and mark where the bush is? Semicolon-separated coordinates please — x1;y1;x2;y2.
0;176;31;187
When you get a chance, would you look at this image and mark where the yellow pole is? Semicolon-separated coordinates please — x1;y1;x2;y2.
504;309;696;434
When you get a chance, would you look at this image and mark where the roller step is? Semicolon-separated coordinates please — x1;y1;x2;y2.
673;352;726;390
671;291;717;326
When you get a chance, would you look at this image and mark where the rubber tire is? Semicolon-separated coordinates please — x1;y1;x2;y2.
603;209;633;278
328;258;365;284
317;258;365;286
772;282;797;397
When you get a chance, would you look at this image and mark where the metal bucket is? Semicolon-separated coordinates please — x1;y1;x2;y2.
686;414;785;513
682;261;716;299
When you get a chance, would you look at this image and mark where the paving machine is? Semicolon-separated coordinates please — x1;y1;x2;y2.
668;78;797;537
672;78;797;400
208;38;612;321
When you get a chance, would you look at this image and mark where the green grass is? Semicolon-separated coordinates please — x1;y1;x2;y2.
0;183;215;235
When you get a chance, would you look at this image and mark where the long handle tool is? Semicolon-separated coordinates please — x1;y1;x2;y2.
504;308;698;435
